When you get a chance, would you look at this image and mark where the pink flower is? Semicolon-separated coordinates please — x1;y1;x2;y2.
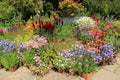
94;21;98;26
85;59;88;62
79;55;83;58
25;35;48;49
85;64;89;67
93;58;96;61
34;55;40;62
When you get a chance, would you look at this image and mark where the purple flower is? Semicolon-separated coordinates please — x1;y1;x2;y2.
101;44;115;60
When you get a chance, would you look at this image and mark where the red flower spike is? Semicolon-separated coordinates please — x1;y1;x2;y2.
0;28;3;33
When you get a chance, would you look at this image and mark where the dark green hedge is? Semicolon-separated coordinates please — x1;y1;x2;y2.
81;0;120;18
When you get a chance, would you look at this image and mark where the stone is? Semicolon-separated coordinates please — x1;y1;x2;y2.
116;58;120;65
102;63;119;72
91;69;120;80
114;66;120;76
0;67;36;80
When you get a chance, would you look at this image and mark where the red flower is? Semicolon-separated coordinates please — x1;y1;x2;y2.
93;14;97;20
0;28;3;33
43;22;55;33
54;37;59;43
117;25;120;29
47;37;51;42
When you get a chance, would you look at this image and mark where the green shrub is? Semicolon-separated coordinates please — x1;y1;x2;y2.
0;1;17;22
58;0;85;17
0;52;19;69
22;49;36;66
82;0;120;18
40;46;57;63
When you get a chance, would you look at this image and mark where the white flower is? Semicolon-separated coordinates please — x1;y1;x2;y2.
73;16;95;27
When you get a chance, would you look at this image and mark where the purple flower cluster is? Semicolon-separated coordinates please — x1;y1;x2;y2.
0;40;16;52
0;40;26;54
17;42;27;55
101;44;115;59
95;44;115;64
59;44;88;58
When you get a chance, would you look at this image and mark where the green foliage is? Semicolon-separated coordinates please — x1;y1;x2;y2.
34;60;49;73
76;54;96;73
67;60;78;70
22;49;36;65
0;1;18;22
53;56;67;69
82;0;120;18
0;52;19;69
58;0;85;17
44;0;59;10
54;24;73;39
40;45;57;63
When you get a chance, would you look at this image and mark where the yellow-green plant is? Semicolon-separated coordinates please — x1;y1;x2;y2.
0;52;19;69
58;0;85;17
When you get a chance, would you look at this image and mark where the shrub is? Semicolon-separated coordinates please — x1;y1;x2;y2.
22;49;36;66
82;0;120;18
25;35;47;49
58;0;85;17
0;1;17;22
0;52;19;69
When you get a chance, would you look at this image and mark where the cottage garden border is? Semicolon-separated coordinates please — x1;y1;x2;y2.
0;15;120;80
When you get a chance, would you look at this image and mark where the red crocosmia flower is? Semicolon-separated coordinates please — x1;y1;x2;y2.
0;28;3;33
54;37;59;43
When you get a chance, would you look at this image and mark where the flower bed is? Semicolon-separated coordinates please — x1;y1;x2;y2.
0;15;119;80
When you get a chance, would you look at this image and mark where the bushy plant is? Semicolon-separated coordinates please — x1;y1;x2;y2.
25;35;47;49
58;0;85;17
0;52;19;69
76;53;96;73
73;16;95;27
22;49;36;66
0;1;18;22
34;60;49;74
53;56;67;69
82;0;120;18
95;44;116;65
73;17;95;42
40;45;57;63
54;24;73;39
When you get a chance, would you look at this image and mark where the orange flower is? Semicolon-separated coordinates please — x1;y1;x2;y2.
54;37;59;43
117;25;120;29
